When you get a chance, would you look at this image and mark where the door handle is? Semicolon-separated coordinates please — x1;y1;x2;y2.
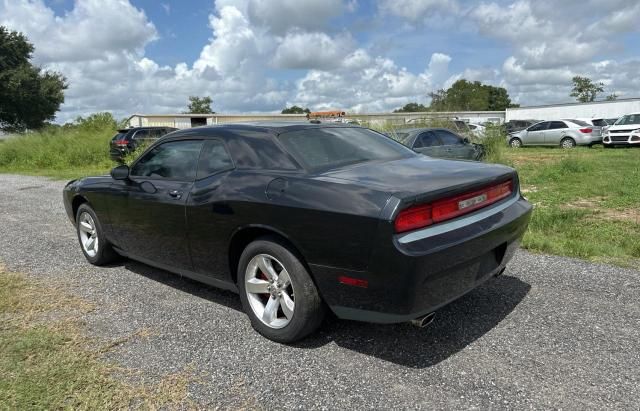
168;190;183;199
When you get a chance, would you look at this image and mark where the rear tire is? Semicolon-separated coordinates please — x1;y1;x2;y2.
76;203;119;266
237;237;325;343
560;137;576;149
509;137;522;148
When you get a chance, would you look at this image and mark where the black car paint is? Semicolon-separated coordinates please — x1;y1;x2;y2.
64;123;532;323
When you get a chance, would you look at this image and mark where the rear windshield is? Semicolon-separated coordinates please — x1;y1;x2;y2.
111;132;127;141
565;119;589;126
277;127;414;171
394;132;411;144
614;114;640;125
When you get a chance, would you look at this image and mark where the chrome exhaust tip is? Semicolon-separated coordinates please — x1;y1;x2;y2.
410;312;436;328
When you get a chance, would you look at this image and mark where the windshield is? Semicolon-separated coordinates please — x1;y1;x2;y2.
614;114;640;125
277;127;415;171
111;132;127;141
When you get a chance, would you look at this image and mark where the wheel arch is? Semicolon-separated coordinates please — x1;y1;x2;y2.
71;195;90;220
228;225;311;286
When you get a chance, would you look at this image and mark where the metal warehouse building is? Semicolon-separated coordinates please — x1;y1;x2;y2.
505;98;640;121
126;111;505;129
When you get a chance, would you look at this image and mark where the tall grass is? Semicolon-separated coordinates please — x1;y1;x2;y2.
0;122;116;179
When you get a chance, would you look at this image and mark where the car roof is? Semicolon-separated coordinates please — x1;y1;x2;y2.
158;121;361;140
118;126;175;133
395;127;456;134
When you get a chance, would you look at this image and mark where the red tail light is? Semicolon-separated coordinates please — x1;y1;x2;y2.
394;203;433;233
114;140;129;146
579;128;593;133
394;180;513;233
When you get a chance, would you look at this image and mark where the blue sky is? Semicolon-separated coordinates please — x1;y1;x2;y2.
2;0;639;121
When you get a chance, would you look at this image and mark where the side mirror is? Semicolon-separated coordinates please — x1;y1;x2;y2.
110;164;130;180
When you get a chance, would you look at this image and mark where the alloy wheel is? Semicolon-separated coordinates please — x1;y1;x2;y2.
561;138;575;149
244;253;295;329
78;212;99;257
510;138;521;148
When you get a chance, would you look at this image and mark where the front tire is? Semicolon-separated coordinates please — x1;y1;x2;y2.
237;237;325;343
509;137;522;148
76;203;119;266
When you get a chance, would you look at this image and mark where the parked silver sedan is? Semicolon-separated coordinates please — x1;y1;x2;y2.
508;119;602;148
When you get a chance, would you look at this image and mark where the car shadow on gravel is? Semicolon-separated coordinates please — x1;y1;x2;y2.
118;260;244;311
116;261;529;369
297;275;531;368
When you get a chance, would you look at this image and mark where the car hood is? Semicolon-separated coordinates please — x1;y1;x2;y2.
607;124;640;131
318;156;516;201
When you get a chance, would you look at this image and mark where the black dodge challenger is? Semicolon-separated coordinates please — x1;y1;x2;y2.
63;123;532;342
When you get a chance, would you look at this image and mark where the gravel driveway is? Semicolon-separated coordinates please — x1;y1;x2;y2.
1;174;638;409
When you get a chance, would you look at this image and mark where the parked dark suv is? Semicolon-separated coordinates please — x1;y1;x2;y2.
110;127;177;161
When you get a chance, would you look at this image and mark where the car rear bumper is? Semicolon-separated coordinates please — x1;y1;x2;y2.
109;147;129;161
577;135;602;145
312;194;532;323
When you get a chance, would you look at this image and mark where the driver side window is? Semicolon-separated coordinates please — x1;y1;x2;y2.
130;140;203;180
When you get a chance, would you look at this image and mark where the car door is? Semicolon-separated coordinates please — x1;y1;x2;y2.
544;121;569;144
110;139;204;269
185;139;236;280
523;122;549;145
433;129;476;160
413;131;445;158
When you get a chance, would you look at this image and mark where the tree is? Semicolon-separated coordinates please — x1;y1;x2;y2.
393;102;429;113
427;89;447;111
606;92;618;101
570;76;604;103
426;80;515;111
186;96;214;114
281;105;310;114
0;26;67;131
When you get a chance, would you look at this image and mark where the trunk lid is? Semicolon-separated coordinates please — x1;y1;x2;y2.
318;156;517;202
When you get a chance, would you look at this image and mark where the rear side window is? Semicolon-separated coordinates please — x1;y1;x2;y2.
435;130;464;145
197;139;234;178
277;127;413;170
133;129;150;139
549;121;568;129
131;140;203;180
416;132;440;148
226;130;298;170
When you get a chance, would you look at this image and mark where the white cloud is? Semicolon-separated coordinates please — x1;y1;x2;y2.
247;0;344;34
272;31;355;70
379;0;458;22
291;51;446;112
0;0;157;64
1;0;639;120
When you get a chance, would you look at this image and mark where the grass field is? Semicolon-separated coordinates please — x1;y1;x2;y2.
505;146;640;268
0;264;196;408
0;126;638;268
